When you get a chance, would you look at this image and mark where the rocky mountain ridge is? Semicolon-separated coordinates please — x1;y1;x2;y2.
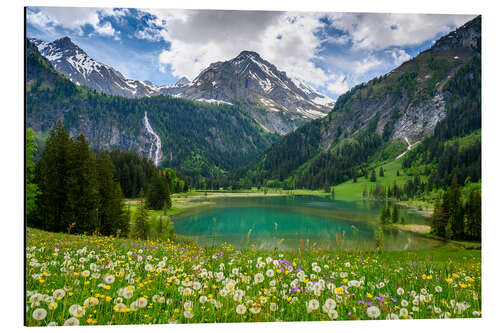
29;37;334;134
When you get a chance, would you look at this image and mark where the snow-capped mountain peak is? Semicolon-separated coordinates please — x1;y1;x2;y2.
30;37;333;134
29;36;163;98
291;77;336;108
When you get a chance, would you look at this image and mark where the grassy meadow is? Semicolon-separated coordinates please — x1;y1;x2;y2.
25;228;481;326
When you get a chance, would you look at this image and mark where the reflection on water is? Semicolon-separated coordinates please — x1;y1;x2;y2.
173;195;444;251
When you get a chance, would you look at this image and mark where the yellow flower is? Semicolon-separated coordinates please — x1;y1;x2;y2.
366;293;373;298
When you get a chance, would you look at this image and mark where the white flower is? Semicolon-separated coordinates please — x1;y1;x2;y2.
270;303;278;311
64;317;79;326
473;310;481;317
236;304;247;315
266;269;275;278
327;309;338;319
103;275;115;284
236;304;247;314
32;308;47;321
386;313;399;320
84;297;99;307
401;299;409;307
254;273;264;284
184;310;194;319
68;304;84;317
366;306;381;318
130;301;139;311
233;289;245;302
400;308;409;317
250;306;261;314
47;322;58;326
53;289;65;298
307;299;320;313
322;298;337;313
435;286;443;293
347;280;360;288
183;301;193;311
397;287;405;295
199;296;208;304
137;297;148;308
114;303;126;312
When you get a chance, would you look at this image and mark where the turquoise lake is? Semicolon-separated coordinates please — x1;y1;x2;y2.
172;195;444;251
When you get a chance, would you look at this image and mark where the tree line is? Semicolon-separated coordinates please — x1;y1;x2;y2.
28;122;128;236
26;122;188;238
430;175;481;241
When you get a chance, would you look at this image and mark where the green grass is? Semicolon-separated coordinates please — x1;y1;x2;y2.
25;227;481;326
333;158;415;201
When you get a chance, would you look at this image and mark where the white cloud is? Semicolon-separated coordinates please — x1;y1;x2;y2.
390;49;411;66
27;7;119;37
95;21;115;36
327;13;475;50
327;75;349;95
354;57;383;75
150;10;343;92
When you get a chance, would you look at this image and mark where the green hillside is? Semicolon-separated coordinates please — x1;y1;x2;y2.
26;39;278;182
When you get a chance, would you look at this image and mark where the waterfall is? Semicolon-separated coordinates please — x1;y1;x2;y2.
144;111;162;166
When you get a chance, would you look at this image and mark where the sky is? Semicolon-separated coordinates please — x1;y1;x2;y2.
26;7;476;99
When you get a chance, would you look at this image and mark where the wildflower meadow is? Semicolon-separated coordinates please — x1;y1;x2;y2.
25;228;481;326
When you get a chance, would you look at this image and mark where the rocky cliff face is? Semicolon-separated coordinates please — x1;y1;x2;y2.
323;15;481;145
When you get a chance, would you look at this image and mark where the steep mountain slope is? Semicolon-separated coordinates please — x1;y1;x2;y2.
29;37;334;134
176;50;332;133
28;37;171;98
236;16;481;189
26;39;278;179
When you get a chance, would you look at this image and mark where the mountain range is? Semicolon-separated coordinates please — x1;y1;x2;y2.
26;15;481;188
235;15;481;189
29;37;334;134
26;39;278;179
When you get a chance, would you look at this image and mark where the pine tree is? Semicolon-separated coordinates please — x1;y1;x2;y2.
155;215;164;240
34;121;76;232
370;169;377;182
464;190;481;240
380;203;391;224
26;128;40;219
430;197;447;237
165;183;172;209
379;167;384;177
444;174;464;240
71;134;99;234
391;204;399;224
134;188;149;240
96;152;124;236
146;173;170;210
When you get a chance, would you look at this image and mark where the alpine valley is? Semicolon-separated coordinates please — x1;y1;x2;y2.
26;16;480;190
24;10;483;327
